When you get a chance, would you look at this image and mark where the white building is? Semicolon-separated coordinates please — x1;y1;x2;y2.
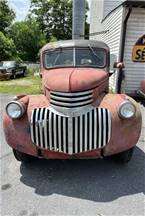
90;0;145;97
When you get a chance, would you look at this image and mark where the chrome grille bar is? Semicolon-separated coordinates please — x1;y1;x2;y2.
39;108;44;148
103;108;106;147
50;94;92;102
108;111;112;142
30;107;112;155
50;89;93;108
98;109;102;148
50;99;93;107
80;115;83;152
48;111;52;150
63;117;67;153
89;110;92;150
94;109;97;149
30;109;35;143
53;113;57;151
58;115;62;152
35;108;40;146
44;108;48;149
51;89;93;96
68;118;73;154
84;113;88;151
74;116;78;153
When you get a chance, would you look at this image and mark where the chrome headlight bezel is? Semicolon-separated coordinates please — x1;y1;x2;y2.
6;101;25;119
118;101;136;119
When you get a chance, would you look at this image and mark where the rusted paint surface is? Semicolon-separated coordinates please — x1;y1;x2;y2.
41;149;101;159
3;94;102;158
100;94;142;156
42;68;108;92
3;92;142;159
3;112;37;156
140;80;145;93
3;95;49;156
2;39;142;159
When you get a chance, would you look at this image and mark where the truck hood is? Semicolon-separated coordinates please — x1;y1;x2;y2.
42;68;108;92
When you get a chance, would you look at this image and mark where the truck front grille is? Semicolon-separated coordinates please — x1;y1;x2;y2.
30;107;111;155
50;89;93;108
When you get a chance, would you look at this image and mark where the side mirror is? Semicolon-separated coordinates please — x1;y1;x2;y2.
109;62;125;77
109;54;117;76
113;62;125;69
109;54;125;76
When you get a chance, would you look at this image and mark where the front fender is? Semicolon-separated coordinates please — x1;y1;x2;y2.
3;95;49;156
99;94;142;156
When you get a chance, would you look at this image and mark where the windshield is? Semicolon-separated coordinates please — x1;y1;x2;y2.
44;47;106;69
45;49;73;68
0;61;15;67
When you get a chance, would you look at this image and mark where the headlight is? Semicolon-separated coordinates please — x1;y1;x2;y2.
6;101;25;119
118;101;136;119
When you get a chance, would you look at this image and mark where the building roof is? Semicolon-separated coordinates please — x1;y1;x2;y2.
41;40;109;52
102;0;145;22
123;0;145;7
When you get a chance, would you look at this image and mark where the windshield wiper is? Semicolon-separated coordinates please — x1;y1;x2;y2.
53;47;62;65
88;45;102;63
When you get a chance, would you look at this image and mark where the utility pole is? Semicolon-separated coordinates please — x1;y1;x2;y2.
72;0;86;39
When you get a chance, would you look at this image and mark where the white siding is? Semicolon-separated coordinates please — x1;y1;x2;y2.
124;8;145;94
90;0;145;33
90;6;123;91
90;0;104;34
90;0;123;34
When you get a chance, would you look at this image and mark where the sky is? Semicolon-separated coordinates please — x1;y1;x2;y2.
8;0;90;22
8;0;31;21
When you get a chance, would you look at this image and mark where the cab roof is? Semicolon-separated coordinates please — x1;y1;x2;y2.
41;40;109;52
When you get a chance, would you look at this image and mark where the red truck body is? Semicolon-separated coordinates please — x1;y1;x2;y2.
3;40;142;162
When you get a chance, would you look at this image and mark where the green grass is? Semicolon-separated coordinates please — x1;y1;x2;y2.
0;68;42;95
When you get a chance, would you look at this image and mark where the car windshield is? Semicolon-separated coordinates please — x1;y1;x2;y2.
1;61;15;67
44;47;106;69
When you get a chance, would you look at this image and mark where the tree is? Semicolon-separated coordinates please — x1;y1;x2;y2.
0;32;16;61
10;19;47;61
30;0;89;40
0;0;15;33
0;0;16;61
30;0;73;40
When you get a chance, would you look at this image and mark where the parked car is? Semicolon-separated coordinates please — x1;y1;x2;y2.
3;40;142;164
0;61;27;80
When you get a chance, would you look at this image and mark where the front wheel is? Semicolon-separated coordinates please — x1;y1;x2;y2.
13;149;34;163
22;68;26;77
12;70;16;79
111;147;134;164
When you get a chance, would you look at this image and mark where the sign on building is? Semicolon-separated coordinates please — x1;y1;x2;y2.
132;35;145;62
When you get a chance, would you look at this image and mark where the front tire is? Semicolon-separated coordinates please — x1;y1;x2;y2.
111;147;134;164
12;70;16;79
13;149;34;163
22;68;26;77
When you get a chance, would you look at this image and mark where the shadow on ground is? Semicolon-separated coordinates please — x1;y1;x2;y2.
20;146;145;202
